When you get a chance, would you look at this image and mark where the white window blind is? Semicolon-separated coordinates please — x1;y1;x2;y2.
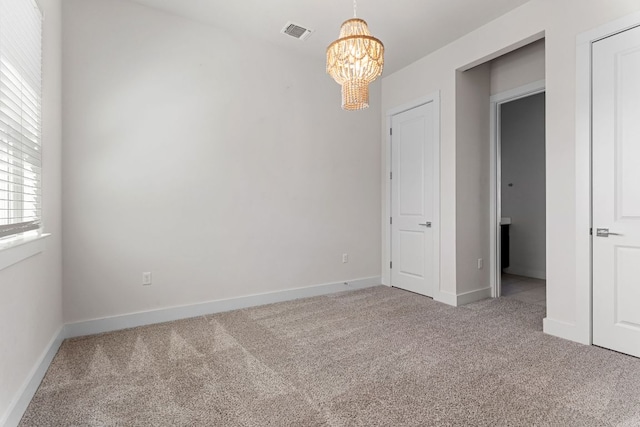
0;0;42;240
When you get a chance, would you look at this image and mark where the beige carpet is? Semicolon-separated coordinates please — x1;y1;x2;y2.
20;286;640;426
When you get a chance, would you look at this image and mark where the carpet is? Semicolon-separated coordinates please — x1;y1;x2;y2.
19;286;640;426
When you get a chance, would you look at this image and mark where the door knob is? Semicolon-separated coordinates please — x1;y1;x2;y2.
419;222;432;228
596;228;622;237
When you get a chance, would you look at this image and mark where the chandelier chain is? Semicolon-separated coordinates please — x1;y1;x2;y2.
353;0;357;17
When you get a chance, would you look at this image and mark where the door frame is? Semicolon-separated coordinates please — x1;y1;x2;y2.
489;81;545;298
383;92;441;301
573;11;640;345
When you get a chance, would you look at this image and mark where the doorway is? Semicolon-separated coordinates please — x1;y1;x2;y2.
490;81;546;302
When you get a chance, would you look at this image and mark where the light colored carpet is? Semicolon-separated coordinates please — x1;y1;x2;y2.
20;286;640;426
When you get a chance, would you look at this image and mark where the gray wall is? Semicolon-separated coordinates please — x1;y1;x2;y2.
501;93;546;279
61;0;382;323
455;64;492;295
491;39;545;95
0;0;63;422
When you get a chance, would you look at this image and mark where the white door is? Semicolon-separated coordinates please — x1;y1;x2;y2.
391;102;436;297
593;25;640;358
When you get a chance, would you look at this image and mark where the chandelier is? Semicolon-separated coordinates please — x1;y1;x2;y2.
326;0;384;110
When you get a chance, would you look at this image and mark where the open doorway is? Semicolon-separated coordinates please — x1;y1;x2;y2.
490;84;546;305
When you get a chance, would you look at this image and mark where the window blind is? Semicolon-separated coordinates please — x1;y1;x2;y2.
0;0;42;239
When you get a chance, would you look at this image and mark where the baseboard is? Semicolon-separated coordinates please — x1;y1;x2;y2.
2;278;381;426
456;287;492;305
65;277;382;338
1;325;66;427
504;267;546;280
543;317;590;345
434;287;492;307
434;291;458;306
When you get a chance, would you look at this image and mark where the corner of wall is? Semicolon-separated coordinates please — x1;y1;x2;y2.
454;63;492;296
1;327;66;427
0;0;64;424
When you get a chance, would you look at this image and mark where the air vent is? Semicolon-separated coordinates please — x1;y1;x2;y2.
281;22;313;41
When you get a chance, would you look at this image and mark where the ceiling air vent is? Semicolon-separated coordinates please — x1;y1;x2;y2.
281;22;313;41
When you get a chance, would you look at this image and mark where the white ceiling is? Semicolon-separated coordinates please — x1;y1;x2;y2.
128;0;531;75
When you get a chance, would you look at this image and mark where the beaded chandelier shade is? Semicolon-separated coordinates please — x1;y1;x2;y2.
326;6;384;111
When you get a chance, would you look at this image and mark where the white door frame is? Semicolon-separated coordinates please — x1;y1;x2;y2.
489;80;545;298
572;11;640;345
383;92;441;301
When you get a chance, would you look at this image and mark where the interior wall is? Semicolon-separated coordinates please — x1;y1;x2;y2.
61;0;382;323
491;39;545;95
381;0;640;344
455;64;491;296
501;93;546;279
0;0;63;422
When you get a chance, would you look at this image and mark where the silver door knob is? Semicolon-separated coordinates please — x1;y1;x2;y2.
418;222;432;228
596;228;622;237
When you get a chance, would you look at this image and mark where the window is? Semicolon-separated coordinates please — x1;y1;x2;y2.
0;0;43;242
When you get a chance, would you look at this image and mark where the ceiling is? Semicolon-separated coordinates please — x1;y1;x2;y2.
128;0;531;75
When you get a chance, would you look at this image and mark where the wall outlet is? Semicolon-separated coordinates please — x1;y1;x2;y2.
142;272;152;286
477;258;483;270
342;253;349;263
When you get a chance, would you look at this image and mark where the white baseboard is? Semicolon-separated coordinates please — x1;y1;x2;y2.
1;279;589;427
434;287;492;307
1;325;66;427
456;287;492;305
543;317;590;345
65;277;381;338
434;291;458;306
2;277;381;426
504;267;546;280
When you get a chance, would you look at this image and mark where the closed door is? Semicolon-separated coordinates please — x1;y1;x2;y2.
391;102;435;297
592;25;640;358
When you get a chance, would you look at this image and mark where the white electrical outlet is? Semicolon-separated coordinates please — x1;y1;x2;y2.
477;258;483;270
342;253;348;263
142;272;152;286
